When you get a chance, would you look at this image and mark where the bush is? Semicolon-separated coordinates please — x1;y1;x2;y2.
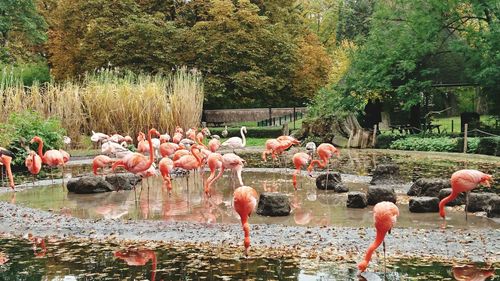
1;111;66;166
390;137;458;152
209;127;283;139
476;137;500;156
455;137;480;153
1;62;51;86
375;133;405;149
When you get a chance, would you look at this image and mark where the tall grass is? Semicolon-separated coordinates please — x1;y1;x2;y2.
0;67;204;146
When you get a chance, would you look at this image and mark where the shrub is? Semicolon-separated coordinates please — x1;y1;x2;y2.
209;127;283;139
375;133;405;149
1;111;66;166
455;137;480;153
389;137;457;152
476;137;500;156
1;62;50;86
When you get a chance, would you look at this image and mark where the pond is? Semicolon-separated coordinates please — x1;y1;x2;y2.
0;236;497;280
0;170;497;229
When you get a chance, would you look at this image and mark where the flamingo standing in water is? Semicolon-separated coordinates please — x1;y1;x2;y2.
173;145;203;188
233;185;258;256
0;148;15;189
307;143;339;176
208;153;245;189
112;128;160;195
31;136;66;183
114;249;157;281
204;152;223;195
159;157;174;192
25;151;42;184
92;155;114;176
221;126;247;152
208;137;221;152
292;152;311;190
358;201;399;274
439;169;492;222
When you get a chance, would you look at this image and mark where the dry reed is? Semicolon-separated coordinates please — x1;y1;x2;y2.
0;67;204;147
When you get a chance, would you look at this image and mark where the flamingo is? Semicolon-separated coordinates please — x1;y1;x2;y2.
160;142;179;158
306;143;340;176
159;157;174;192
292;152;311;190
262;139;296;163
101;139;132;158
160;132;171;143
452;264;495;281
196;127;211;148
92;155;114;176
221;126;247;152
439;169;492;222
114;249;157;281
90;131;109;146
186;127;197;141
208;153;245;189
208;138;221;153
25;151;42;184
111;128;160;191
173;145;203;188
358;201;399;274
233;185;258;256
0;148;15;189
59;149;70;163
221;125;228;138
31;136;66;183
108;134;124;143
276;135;300;145
204;152;223;195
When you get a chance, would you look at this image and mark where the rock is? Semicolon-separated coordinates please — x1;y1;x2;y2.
347;192;367;208
409;197;439;213
367;186;396;205
67;177;114;194
256;193;291;217
316;173;348;192
438;188;465;206
486;196;500;218
467;193;496;212
407;178;450;197
105;174;142;191
370;164;404;185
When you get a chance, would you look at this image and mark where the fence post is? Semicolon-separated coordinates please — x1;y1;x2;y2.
451;119;454;133
279;116;282;126
268;107;272;126
463;123;468;153
293;107;296;130
372;124;377;147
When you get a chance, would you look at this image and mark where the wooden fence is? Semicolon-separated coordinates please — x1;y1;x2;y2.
203;107;307;126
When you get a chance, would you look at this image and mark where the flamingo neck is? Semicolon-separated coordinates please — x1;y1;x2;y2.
150;253;157;281
439;190;459;218
1;155;14;189
191;146;202;166
35;139;44;161
240;127;246;147
147;130;155;166
241;216;251;251
360;229;386;271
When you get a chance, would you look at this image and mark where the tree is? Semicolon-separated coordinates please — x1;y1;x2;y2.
0;0;47;62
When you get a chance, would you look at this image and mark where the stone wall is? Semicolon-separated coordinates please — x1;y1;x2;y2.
203;107;307;123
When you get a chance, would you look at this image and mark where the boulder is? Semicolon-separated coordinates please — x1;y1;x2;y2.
347;192;367;208
409;197;439;213
316;173;348;192
257;193;291;216
467;193;496;212
407;178;450;197
370;164;404;185
367;186;396;205
105;174;142;191
438;188;465;206
67;177;114;194
486;196;500;218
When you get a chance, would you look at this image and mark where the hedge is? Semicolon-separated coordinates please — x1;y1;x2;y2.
476;137;500;156
209;127;283;138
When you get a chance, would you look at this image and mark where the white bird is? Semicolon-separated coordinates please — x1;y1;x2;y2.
179;138;195;149
108;134;124;143
91;131;110;143
221;126;228;138
221;126;247;152
305;142;316;153
63;136;72;145
211;135;220;140
160;133;171;143
101;140;132;158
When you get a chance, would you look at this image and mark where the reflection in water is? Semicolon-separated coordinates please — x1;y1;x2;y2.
0;237;497;280
115;248;156;281
0;170;497;229
453;264;495;281
27;234;47;258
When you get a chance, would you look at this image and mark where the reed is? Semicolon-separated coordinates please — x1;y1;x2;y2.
0;67;204;147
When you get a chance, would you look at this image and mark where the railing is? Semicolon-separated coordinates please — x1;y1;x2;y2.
257;111;304;127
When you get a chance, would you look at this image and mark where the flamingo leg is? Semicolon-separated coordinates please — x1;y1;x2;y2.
1;166;4;187
465;191;470;221
383;240;387;278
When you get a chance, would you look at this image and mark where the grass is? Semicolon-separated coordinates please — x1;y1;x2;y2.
212;117;304;130
432;115;497;133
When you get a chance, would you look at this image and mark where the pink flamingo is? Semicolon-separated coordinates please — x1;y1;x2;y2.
439;169;492;221
209;153;245;189
159;157;174;192
292;152;311;190
196;128;211;147
233;185;258;256
452;264;495;281
208;138;220;152
173;145;203;188
160;142;180;158
31;136;66;183
111;128;160;194
306;143;339;176
204;152;223;195
0;148;15;189
25;151;42;184
358;201;399;274
92;155;114;176
59;149;70;163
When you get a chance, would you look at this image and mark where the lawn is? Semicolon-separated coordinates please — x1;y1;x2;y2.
432;115;498;133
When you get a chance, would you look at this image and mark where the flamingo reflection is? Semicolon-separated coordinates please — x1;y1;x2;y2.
27;234;47;258
114;248;157;281
452;264;495;281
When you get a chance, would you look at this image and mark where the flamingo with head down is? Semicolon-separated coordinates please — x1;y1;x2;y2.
31;136;66;183
0;147;15;189
233;185;258;257
306;143;339;176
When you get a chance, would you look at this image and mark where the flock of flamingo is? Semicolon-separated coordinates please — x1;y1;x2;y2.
0;125;495;276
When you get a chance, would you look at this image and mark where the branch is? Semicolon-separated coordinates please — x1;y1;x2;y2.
424;107;451;119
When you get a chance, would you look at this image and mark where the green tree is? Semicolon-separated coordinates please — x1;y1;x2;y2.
0;0;47;62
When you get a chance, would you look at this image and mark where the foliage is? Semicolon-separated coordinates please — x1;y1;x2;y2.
0;0;47;63
335;0;375;43
0;62;50;85
375;132;405;149
209;126;283;138
476;137;500;156
0;111;65;166
390;136;461;152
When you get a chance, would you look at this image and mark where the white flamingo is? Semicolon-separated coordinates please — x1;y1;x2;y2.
221;126;247;152
91;131;109;143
